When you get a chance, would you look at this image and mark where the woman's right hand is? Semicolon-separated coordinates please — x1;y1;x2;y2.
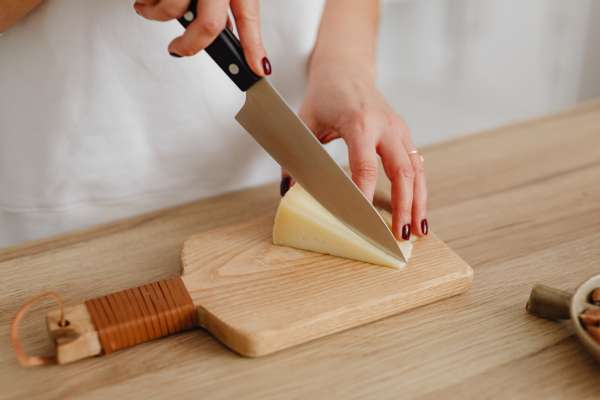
0;0;44;32
133;0;271;76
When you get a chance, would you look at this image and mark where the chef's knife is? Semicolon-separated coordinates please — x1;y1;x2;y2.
177;1;406;262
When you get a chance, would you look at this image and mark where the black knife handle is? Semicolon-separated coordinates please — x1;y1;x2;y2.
177;0;261;92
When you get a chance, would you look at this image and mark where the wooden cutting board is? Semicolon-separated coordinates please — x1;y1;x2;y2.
180;213;473;357
44;205;472;363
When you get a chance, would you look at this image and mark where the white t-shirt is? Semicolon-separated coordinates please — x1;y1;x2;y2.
0;0;326;247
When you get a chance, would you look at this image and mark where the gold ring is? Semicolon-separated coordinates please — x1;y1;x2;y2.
408;150;424;162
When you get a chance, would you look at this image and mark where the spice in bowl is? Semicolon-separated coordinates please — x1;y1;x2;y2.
580;288;600;344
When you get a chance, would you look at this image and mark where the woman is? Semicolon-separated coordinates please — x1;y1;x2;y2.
0;0;427;248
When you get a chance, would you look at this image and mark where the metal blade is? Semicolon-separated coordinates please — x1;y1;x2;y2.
235;79;406;262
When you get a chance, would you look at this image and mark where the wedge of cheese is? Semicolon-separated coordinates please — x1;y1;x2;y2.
273;184;414;268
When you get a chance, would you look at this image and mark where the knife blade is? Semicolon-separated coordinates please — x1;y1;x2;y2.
178;3;406;262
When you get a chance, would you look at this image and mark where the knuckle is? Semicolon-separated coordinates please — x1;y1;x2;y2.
245;37;263;50
200;18;224;36
386;114;398;129
401;203;412;216
352;160;378;180
161;4;183;19
395;164;415;180
389;112;407;129
346;110;370;134
393;200;412;217
412;161;425;174
395;119;410;135
237;9;259;23
418;191;429;207
389;116;412;139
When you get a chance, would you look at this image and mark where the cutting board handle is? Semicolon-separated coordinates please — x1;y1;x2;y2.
45;277;198;364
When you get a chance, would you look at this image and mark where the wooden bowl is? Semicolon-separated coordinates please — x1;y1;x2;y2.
569;275;600;361
527;274;600;362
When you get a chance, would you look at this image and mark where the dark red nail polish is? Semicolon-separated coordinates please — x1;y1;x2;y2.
262;57;272;75
280;176;291;197
402;224;411;240
421;219;429;235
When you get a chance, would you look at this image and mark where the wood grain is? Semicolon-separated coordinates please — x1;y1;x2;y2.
47;304;102;364
39;214;471;362
1;101;600;399
181;216;471;356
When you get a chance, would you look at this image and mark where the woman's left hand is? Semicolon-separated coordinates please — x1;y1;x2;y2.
293;67;428;241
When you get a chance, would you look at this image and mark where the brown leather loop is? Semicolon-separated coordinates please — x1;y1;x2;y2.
11;292;66;367
85;277;197;354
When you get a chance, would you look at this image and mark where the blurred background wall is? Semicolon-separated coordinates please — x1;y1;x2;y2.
377;0;600;146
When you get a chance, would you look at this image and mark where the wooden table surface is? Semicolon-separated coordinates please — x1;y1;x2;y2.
2;102;600;399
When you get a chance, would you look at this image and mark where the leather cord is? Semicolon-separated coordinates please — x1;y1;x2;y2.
11;292;66;367
85;277;197;354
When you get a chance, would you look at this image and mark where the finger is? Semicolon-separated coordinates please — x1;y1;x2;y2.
134;0;157;6
345;133;379;202
409;152;428;236
280;169;295;197
134;0;187;22
168;0;229;57
395;119;428;236
230;0;269;76
378;136;414;241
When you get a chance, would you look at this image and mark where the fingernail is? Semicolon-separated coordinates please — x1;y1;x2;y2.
402;224;411;240
169;51;182;58
280;176;291;197
262;57;272;75
421;219;429;235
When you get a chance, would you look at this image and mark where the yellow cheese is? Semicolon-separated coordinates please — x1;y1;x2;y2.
273;185;414;268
